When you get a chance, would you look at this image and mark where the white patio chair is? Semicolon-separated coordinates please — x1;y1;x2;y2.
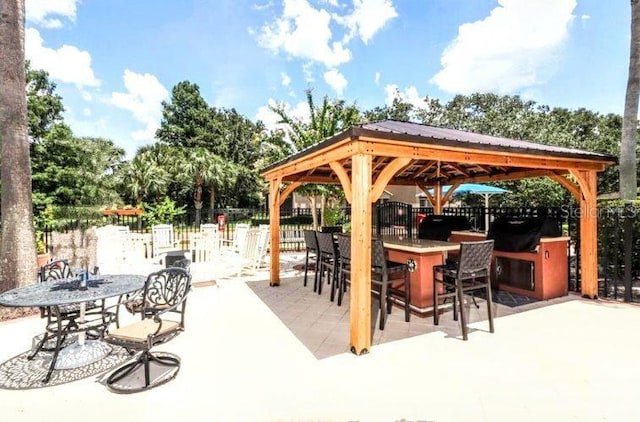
233;227;261;277
151;224;178;258
221;223;250;253
255;225;270;269
190;230;219;263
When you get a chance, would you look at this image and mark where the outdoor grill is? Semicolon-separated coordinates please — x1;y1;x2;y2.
487;216;562;252
418;215;471;241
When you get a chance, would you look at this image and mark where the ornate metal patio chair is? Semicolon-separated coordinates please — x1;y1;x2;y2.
103;267;192;393
433;240;494;341
30;260;103;358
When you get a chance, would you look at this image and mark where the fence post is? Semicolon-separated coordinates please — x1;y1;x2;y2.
624;204;633;302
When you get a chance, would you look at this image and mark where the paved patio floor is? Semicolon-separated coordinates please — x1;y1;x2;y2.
248;269;576;359
0;253;639;421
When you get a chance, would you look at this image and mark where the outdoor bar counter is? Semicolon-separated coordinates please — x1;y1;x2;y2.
381;235;459;312
449;231;570;300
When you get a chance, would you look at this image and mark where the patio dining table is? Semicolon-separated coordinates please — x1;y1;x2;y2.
0;274;146;383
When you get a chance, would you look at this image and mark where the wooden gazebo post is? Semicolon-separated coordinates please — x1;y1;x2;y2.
571;169;599;298
349;152;373;354
268;179;281;286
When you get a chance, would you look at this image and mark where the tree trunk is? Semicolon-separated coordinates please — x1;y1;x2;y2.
0;0;38;291
194;176;202;227
309;196;319;230
320;194;327;227
620;0;640;200
209;186;216;222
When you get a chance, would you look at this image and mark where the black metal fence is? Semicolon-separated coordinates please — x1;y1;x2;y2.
38;203;640;303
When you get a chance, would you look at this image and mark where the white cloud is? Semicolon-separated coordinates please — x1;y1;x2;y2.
25;28;99;87
255;98;310;132
384;84;428;110
302;62;316;82
110;70;169;142
374;71;381;85
337;0;398;44
258;0;351;68
581;14;591;20
82;107;91;117
26;0;79;28
253;1;274;11
324;69;348;95
431;0;577;95
281;72;292;87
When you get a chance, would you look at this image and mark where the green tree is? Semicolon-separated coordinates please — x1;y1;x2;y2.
26;62;66;142
179;147;234;225
32;136;125;206
267;89;361;227
156;81;216;149
413;93;621;205
118;145;173;205
0;0;38;290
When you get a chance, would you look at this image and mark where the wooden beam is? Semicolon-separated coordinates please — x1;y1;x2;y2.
548;173;581;201
329;161;353;204
269;179;282;286
278;182;302;206
569;169;594;200
434;183;443;213
571;169;599;298
417;184;436;207
371;157;412;202
357;138;609;172
261;139;355;180
399;169;570;187
282;175;341;184
441;181;461;205
350;153;372;355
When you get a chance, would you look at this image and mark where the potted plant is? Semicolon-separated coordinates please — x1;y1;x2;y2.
36;230;50;267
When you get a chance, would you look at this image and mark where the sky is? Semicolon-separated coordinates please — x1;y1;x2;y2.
24;0;630;157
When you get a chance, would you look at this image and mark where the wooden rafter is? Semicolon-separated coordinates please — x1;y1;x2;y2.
412;160;437;179
447;163;470;177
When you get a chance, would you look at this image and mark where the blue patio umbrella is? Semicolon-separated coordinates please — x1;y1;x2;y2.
424;183;509;231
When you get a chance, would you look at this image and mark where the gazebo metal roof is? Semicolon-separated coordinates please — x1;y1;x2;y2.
262;120;616;188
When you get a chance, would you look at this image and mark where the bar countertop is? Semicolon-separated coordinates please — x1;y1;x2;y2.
381;235;460;254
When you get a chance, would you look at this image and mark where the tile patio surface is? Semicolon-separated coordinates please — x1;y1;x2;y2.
0;253;639;421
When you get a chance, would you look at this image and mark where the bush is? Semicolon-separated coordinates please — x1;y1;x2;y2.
142;198;186;226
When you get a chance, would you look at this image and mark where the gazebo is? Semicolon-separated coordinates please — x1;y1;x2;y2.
260;120;616;355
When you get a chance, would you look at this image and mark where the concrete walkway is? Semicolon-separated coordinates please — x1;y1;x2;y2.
0;259;639;421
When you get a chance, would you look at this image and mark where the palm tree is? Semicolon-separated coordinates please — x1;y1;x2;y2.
621;0;640;200
181;148;233;226
269;89;361;228
0;0;38;291
119;151;169;206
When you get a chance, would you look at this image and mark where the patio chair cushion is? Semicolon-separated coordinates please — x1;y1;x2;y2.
106;319;180;343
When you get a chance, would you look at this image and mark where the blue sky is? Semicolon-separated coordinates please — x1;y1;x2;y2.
25;0;629;157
